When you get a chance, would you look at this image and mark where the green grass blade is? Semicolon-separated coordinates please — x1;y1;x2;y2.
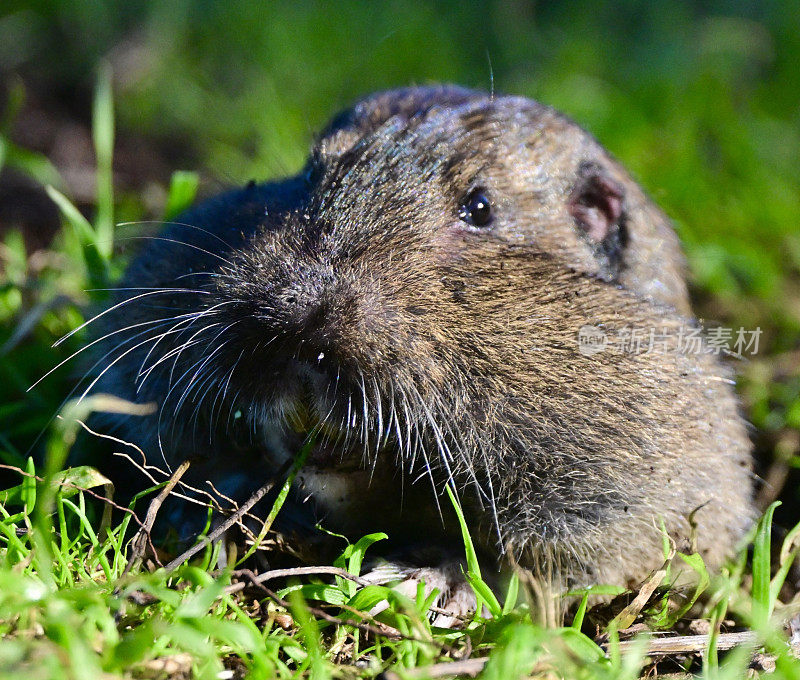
481;623;545;680
164;170;200;220
571;591;589;630
4;139;62;186
333;532;387;598
288;589;330;680
92;61;115;258
445;485;480;577
0;465;111;506
236;436;313;565
557;627;606;662
502;572;520;616
445;485;502;618
46;186;96;245
21;456;36;513
752;501;779;628
654;551;710;628
769;517;800;618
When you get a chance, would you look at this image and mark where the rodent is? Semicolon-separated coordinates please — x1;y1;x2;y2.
93;85;753;612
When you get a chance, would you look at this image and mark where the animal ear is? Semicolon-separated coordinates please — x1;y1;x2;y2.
568;162;628;276
568;162;625;242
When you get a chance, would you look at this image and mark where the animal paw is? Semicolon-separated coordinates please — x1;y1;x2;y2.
361;561;477;628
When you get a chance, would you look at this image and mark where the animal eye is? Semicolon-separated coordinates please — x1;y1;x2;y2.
458;188;493;227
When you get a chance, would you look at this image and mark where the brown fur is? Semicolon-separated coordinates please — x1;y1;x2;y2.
95;86;753;589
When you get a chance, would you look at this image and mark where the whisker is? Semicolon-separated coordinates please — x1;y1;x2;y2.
137;336;210;392
174;271;239;283
171;323;238;417
25;319;186;456
54;288;210;347
358;371;370;465
113;236;235;267
187;361;226;434
116;220;237;251
165;323;224;389
82;286;210;292
135;301;236;387
372;376;383;461
75;322;218;405
27;311;201;392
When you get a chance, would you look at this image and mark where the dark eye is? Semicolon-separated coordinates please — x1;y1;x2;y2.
458;188;493;227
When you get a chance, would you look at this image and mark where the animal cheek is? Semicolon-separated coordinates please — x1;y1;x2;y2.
430;223;484;265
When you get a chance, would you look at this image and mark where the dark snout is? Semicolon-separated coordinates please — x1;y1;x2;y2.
275;265;337;333
273;264;356;368
219;245;377;380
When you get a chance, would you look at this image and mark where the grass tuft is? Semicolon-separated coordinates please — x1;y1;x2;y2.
1;3;799;677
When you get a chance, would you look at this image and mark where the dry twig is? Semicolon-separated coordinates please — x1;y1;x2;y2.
225;566;373;595
610;631;757;656
381;657;489;679
161;464;289;573
122;460;190;576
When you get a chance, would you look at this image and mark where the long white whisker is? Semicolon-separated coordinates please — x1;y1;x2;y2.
116;220;237;250
372;376;383;461
54;288;210;347
27;311;201;392
172;323;238;417
135;301;236;387
75;326;196;405
114;236;235;267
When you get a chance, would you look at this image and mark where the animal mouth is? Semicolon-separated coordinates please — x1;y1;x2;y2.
247;361;395;475
280;394;373;472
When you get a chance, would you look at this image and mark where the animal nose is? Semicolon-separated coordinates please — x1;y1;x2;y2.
286;293;330;336
277;282;351;377
278;271;331;329
273;269;346;354
235;255;361;372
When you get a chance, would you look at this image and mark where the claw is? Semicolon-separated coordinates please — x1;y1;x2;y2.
361;562;477;628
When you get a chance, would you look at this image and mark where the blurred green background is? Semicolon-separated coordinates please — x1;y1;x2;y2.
0;0;798;516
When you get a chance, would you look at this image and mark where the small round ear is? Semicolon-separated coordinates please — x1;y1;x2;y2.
568;161;628;277
568;158;691;315
568;162;624;241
